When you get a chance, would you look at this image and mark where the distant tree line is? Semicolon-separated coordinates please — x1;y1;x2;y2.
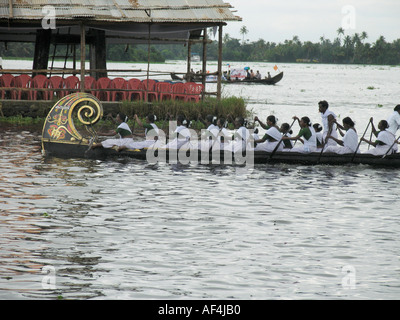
0;28;399;65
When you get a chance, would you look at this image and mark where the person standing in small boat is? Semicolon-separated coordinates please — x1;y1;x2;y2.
91;113;133;149
318;100;338;147
362;119;397;155
282;116;317;153
323;117;359;154
254;115;283;152
387;104;400;136
119;114;159;151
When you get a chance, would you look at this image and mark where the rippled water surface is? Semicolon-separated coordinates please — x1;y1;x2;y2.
1;61;400;300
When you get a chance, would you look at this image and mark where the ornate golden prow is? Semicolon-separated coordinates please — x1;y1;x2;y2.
42;93;103;151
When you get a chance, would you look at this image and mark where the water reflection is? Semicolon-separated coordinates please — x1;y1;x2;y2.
2;122;400;299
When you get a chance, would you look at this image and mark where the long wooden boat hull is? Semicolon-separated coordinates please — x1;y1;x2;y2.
42;141;400;168
40;93;399;168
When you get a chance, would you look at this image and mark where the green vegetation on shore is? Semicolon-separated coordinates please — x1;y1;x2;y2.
0;97;249;131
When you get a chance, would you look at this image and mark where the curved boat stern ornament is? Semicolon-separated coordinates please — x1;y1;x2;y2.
41;93;103;155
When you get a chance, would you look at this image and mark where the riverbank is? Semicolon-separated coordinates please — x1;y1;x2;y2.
0;96;250;131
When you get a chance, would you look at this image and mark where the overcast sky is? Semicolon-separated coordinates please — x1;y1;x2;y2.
223;0;400;43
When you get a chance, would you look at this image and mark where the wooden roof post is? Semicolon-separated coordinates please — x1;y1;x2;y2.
32;29;51;77
80;22;86;92
201;28;207;100
186;39;192;82
217;23;223;100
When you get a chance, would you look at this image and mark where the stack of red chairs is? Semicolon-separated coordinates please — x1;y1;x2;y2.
171;82;187;101
96;77;111;101
157;82;172;101
12;74;31;100
29;75;49;100
83;76;97;96
47;76;65;100
0;74;204;103
110;77;127;101
0;74;15;99
142;79;158;102
184;82;204;102
63;76;80;96
126;78;143;101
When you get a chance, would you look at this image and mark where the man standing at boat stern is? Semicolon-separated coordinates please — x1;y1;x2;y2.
387;105;400;136
319;100;338;147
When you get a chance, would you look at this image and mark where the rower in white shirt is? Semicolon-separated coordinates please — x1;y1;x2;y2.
323;117;359;154
165;115;191;150
254;115;283;152
362;119;397;155
232;117;250;153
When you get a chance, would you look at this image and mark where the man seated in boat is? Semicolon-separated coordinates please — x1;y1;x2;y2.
253;115;283;152
361;119;397;155
318;100;338;147
118;114;159;151
255;71;261;80
90;113;133;150
282;116;317;153
323;117;359;154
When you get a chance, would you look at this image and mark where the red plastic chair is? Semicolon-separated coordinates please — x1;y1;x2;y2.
0;74;15;99
157;82;172;101
11;74;31;100
110;77;127;101
47;76;65;100
142;79;158;102
126;78;143;101
171;82;187;101
96;77;111;101
63;76;80;96
83;76;97;96
185;82;203;102
29;75;49;100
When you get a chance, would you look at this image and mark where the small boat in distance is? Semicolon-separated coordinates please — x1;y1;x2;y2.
225;71;283;85
191;53;201;62
206;71;283;85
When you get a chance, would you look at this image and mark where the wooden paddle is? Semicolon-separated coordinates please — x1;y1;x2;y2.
351;118;372;162
269;118;296;159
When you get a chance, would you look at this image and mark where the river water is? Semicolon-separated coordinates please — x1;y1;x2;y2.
0;60;400;300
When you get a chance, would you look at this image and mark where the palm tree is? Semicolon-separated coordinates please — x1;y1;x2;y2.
292;35;301;46
360;31;368;44
239;25;248;44
352;33;361;47
223;33;231;44
337;27;345;44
